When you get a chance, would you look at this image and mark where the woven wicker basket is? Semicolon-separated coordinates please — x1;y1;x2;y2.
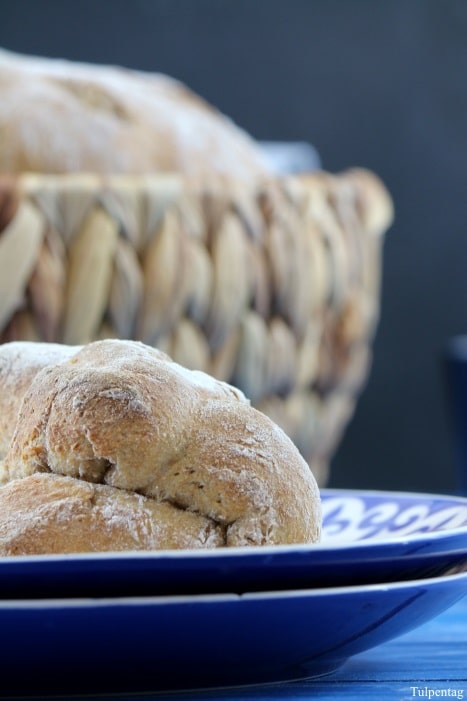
0;169;393;486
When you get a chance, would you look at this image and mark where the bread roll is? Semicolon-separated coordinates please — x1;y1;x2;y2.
0;339;321;554
0;341;78;462
0;49;270;182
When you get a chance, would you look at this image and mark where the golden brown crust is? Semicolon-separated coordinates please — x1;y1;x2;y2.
0;473;224;555
0;341;79;465
0;339;321;554
0;49;270;183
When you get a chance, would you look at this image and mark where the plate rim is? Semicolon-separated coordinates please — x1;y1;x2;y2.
0;567;466;607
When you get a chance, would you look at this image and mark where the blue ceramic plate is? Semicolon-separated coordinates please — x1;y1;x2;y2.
1;488;467;598
1;569;466;696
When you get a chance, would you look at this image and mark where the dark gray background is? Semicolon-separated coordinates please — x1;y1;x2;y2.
1;0;466;495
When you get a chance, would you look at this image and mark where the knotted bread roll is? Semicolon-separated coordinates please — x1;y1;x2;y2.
0;339;321;554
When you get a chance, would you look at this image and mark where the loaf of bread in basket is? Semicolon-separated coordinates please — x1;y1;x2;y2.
0;48;270;181
0;49;394;488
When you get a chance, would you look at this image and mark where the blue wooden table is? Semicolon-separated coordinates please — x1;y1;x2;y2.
34;594;467;701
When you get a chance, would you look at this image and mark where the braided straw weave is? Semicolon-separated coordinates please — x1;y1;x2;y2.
0;169;393;486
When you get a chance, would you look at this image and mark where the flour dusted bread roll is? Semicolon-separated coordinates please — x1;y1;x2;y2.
0;473;225;554
0;49;270;182
0;342;78;462
0;339;321;554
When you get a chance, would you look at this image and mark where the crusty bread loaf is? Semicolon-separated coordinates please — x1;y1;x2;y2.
0;49;270;182
0;339;321;554
0;341;78;463
0;473;225;554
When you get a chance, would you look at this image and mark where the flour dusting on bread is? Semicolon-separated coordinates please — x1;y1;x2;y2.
0;339;321;554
